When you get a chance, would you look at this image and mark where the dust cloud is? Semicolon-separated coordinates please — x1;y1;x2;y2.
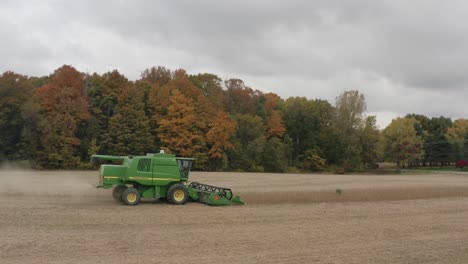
240;186;468;205
0;163;98;198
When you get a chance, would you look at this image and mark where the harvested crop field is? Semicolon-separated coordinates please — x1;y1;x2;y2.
1;170;468;263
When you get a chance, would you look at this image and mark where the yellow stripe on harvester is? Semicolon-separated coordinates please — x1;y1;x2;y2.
128;176;179;181
153;178;179;181
103;176;119;179
104;176;179;181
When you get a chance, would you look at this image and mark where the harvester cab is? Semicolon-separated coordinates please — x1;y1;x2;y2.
92;153;245;206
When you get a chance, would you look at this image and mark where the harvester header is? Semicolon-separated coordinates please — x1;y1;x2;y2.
92;152;245;206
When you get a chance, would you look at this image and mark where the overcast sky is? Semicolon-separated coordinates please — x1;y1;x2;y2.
1;0;467;128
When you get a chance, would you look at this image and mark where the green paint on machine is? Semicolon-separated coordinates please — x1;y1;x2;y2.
92;152;245;206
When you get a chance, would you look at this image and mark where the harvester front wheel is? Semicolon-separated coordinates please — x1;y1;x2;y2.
122;187;141;206
112;185;127;202
167;183;188;205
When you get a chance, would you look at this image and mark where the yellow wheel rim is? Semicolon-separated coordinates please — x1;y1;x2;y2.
127;193;137;203
174;190;185;202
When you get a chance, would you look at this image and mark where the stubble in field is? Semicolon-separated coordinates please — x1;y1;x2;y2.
1;170;468;264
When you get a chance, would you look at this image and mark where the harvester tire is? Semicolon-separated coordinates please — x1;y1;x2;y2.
166;183;188;205
122;187;140;206
112;185;127;202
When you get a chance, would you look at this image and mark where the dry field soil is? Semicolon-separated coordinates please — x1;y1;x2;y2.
1;170;468;263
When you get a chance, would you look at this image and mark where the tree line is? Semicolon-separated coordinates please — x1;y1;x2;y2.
1;65;467;172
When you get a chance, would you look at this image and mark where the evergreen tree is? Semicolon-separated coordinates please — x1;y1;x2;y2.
105;84;153;155
359;116;381;167
228;114;266;171
87;70;131;155
0;72;35;160
464;133;468;160
262;137;289;172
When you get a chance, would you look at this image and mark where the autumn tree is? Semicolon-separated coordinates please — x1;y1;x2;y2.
263;93;286;138
147;69;217;168
143;66;174;136
383;117;424;171
35;65;90;168
157;90;202;158
267;110;286;138
205;111;237;170
171;70;216;131
141;66;172;87
224;79;257;115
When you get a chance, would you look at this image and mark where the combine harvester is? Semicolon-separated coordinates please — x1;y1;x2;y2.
92;152;245;206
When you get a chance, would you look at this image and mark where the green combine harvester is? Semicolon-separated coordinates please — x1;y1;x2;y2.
92;152;245;206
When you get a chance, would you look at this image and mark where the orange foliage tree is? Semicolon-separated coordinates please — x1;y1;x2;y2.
35;65;90;168
206;111;237;169
157;90;202;157
264;92;286;138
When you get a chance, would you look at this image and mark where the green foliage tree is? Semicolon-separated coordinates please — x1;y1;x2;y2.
446;119;468;160
383;117;425;170
424;117;452;165
262;137;289;172
104;84;153;155
282;97;334;167
0;72;35;160
333;90;367;172
4;65;462;173
228;114;266;171
29;76;50;88
87;70;131;155
359;116;381;167
407;114;453;166
190;73;225;110
302;149;327;171
463;133;468;160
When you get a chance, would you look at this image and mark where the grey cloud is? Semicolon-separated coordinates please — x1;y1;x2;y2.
0;0;467;127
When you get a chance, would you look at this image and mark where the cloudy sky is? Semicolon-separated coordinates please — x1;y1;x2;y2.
1;0;467;128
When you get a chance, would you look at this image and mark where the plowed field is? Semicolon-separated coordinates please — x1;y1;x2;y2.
1;170;467;263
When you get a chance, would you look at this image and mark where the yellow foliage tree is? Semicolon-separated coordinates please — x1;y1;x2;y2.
206;111;236;159
157;90;202;157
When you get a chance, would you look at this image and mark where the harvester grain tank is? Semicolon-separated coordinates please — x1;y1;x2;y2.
92;152;245;206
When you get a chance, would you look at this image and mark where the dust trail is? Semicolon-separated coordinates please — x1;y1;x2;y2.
240;186;468;205
0;166;100;198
